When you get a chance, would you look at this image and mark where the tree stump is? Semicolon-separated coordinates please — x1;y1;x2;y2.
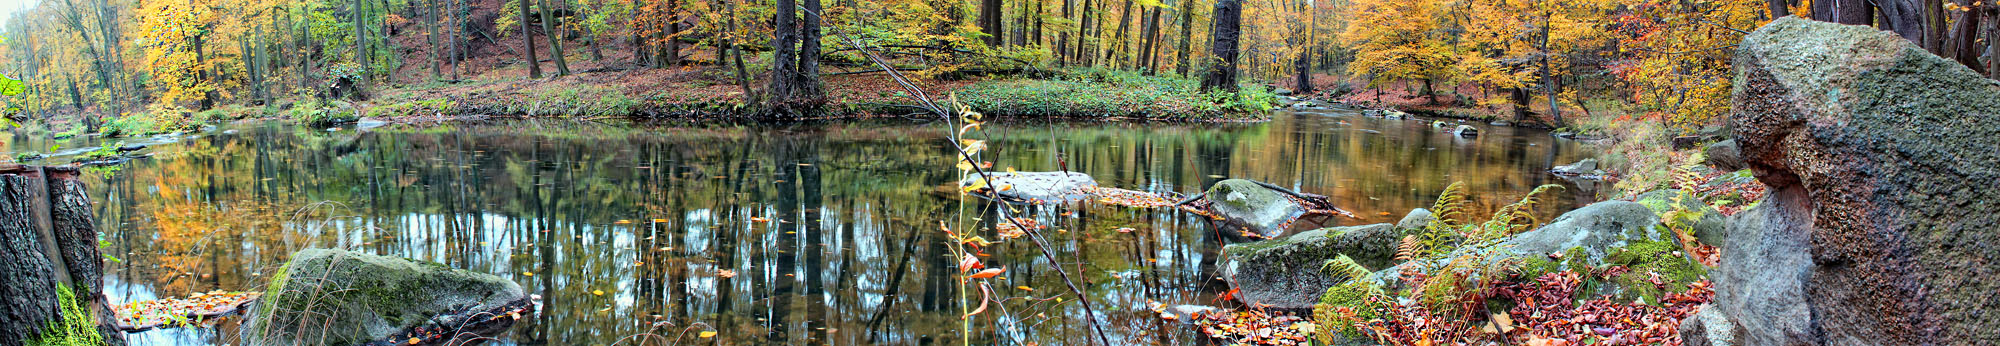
0;164;126;346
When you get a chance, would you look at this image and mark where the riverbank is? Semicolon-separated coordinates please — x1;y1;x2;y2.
45;66;1279;139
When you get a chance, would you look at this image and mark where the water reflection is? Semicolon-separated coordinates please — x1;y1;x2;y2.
3;111;1597;345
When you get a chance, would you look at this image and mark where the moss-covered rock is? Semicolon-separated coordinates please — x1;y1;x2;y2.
243;249;528;346
1221;223;1401;312
1634;189;1727;247
1368;201;1670;290
1205;179;1308;238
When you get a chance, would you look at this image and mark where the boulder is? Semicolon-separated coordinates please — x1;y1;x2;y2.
1711;16;2000;344
1634;190;1727;247
1396;208;1434;231
1702;139;1745;171
244;249;533;346
1452;125;1479;137
1678;304;1737;346
959;171;1097;204
1370;201;1684;299
1203;179;1309;238
1221;223;1403;312
1550;158;1601;177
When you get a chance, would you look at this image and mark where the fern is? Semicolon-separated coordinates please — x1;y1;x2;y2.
1321;254;1374;283
1428;181;1471;229
1474;184;1564;243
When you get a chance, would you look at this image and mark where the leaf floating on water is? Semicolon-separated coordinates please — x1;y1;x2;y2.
698;331;717;338
717;269;738;278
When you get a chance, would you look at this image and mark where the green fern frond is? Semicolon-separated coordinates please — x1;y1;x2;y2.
1321;254;1374;283
1429;181;1471;228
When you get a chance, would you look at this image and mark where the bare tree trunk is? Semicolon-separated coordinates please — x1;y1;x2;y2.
980;0;1004;46
1138;5;1161;73
450;0;462;80
665;0;681;66
1200;0;1241;93
1176;0;1195;76
1110;0;1133;67
1876;0;1924;42
540;0;571;76
428;0;442;79
768;0;800;109
1769;0;1790;18
521;0;542;78
1947;0;1984;72
800;0;823;99
1812;0;1835;21
1837;0;1873;25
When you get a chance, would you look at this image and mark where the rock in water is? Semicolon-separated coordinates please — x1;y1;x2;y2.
1550;158;1599;177
1452;125;1479;137
959;171;1097;204
244;249;532;346
1204;179;1308;238
1713;17;2000;344
1221;223;1403;312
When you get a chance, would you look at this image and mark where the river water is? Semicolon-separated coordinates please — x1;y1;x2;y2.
3;110;1600;345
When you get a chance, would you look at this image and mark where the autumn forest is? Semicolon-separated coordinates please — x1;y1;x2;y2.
2;0;2000;345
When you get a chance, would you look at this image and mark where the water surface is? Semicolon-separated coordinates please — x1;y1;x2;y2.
3;110;1600;345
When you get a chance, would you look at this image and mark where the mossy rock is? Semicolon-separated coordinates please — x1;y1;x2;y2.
1634;189;1728;247
1368;201;1670;290
1222;223;1401;312
1205;179;1308;238
243;249;527;346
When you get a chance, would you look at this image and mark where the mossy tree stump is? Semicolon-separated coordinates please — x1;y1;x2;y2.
0;165;125;346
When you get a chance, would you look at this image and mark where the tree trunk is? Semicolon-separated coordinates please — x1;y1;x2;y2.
1540;5;1563;126
768;0;800;110
1946;0;1982;72
1769;0;1789;18
1836;0;1873;25
449;0;462;80
540;0;571;76
981;0;1003;46
1876;0;1923;42
354;0;371;89
428;0;441;80
1058;0;1071;65
521;0;541;78
665;0;681;66
1111;0;1133;67
1812;0;1835;21
1924;0;1945;53
0;166;126;346
725;0;756;103
1200;0;1242;93
1138;5;1159;73
1176;0;1195;76
1988;7;2000;79
799;0;823;99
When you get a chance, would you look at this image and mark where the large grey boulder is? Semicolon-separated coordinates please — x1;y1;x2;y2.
1370;201;1675;293
1204;179;1310;238
1705;16;2000;344
1221;223;1404;312
958;171;1097;204
244;249;532;346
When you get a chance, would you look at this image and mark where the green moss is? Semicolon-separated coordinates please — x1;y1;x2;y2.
1314;281;1383;340
1604;239;1707;304
28;284;107;346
